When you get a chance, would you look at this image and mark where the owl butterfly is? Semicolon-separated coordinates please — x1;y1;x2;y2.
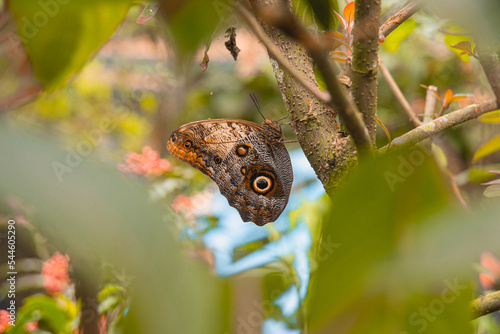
167;118;293;226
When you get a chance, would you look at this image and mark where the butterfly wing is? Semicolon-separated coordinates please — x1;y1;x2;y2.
167;119;293;225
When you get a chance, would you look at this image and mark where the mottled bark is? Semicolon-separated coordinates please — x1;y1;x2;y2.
74;259;100;334
383;99;498;150
471;290;500;319
248;0;356;195
477;46;500;106
351;0;381;142
379;0;426;38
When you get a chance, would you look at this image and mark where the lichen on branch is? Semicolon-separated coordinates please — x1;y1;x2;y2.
351;0;382;142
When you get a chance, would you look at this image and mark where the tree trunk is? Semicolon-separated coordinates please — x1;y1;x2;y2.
249;0;356;195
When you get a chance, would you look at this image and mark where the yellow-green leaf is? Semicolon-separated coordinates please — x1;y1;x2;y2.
443;25;475;63
468;165;500;183
473;134;500;162
8;0;134;91
383;18;416;53
484;183;500;198
478;109;500;123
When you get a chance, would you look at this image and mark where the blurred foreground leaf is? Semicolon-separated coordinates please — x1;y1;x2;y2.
307;146;500;334
472;134;500;162
292;0;339;30
443;28;475;63
0;121;228;333
478;110;500;124
8;0;134;90
11;295;77;334
159;0;234;62
383;19;416;53
304;0;331;30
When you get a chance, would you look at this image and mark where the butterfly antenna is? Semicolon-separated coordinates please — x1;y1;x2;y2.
250;92;266;120
276;114;290;123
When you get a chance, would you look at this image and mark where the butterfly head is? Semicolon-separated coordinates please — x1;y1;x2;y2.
167;129;190;157
262;118;284;142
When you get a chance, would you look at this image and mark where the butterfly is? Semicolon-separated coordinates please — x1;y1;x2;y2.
167;118;293;226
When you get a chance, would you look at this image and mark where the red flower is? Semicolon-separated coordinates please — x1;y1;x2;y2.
99;314;108;334
25;321;38;332
42;252;70;295
479;251;500;290
0;310;13;333
118;146;171;176
171;194;194;213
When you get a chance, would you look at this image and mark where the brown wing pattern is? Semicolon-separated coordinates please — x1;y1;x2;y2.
167;119;293;225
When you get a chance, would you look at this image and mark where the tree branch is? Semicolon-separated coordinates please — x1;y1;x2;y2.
351;0;381;141
245;0;356;194
423;85;438;123
309;42;374;156
382;99;498;150
477;46;500;105
379;0;426;38
471;290;500;319
248;0;374;156
379;58;421;126
420;85;471;211
236;4;330;104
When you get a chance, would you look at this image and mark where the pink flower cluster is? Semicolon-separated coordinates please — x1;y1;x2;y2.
42;252;71;296
0;310;37;333
118;146;171;176
479;251;500;290
0;310;11;333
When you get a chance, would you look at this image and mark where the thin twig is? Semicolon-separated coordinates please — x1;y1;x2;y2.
423;85;438;123
379;0;426;38
421;85;471;211
236;4;330;104
438;27;468;36
450;174;471;212
471;290;500;319
382;99;498;150
379;58;421;126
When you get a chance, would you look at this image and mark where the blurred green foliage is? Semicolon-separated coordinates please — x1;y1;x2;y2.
1;0;500;333
8;0;134;91
307;147;500;334
0;122;229;334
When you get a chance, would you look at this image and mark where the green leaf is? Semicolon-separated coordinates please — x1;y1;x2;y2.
483;183;500;198
163;0;233;62
97;284;127;314
443;25;475;63
383;18;416;53
472;134;500;162
292;0;339;30
478;109;500;124
304;0;331;30
313;66;327;90
8;0;134;91
466;164;500;183
98;295;121;315
307;147;500;333
98;284;126;303
0;120;229;334
450;41;474;56
10;295;75;334
137;1;160;24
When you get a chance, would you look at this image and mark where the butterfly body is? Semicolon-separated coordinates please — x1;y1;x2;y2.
167;118;293;226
